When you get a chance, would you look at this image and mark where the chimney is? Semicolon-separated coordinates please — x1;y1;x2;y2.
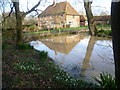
53;0;56;6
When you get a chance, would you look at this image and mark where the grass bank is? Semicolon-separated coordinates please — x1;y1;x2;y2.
24;25;111;39
24;26;88;35
2;42;98;88
97;30;112;38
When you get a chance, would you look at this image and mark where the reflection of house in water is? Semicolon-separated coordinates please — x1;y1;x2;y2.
40;35;83;54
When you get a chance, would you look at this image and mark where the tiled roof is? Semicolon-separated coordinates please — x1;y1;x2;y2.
93;15;110;21
80;15;87;21
39;2;80;17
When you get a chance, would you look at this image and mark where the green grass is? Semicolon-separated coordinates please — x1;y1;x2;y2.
54;26;88;31
25;26;88;35
96;25;111;28
24;25;111;36
97;30;111;37
3;43;98;88
25;30;49;35
13;60;40;72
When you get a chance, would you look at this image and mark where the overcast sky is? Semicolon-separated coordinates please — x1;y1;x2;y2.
19;0;111;16
1;0;112;16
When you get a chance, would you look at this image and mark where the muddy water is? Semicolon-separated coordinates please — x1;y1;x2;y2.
30;34;115;83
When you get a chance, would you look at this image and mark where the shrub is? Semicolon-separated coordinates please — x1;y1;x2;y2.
98;30;104;33
104;30;111;36
2;45;6;49
17;43;33;50
29;25;37;31
94;72;117;88
39;51;48;60
97;30;111;37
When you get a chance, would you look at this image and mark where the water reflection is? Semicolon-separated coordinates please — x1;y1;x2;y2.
82;36;96;70
30;34;114;83
40;35;83;54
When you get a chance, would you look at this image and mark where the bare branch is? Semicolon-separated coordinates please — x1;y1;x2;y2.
23;0;42;17
97;52;114;64
2;6;14;24
35;9;42;12
27;0;29;11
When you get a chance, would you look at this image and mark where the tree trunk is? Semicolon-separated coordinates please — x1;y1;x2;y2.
12;0;41;46
111;1;120;88
83;0;97;36
13;2;23;46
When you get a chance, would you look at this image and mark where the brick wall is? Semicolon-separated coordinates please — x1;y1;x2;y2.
38;14;80;30
66;15;80;27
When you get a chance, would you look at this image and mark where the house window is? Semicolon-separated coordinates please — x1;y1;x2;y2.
69;21;73;25
50;16;53;19
60;14;63;18
50;21;54;25
44;21;48;25
61;21;64;24
40;24;43;26
107;21;109;24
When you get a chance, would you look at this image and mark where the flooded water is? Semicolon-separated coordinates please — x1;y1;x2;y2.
30;34;115;83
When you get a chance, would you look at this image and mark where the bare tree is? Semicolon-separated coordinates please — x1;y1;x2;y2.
11;0;42;46
111;1;120;88
0;0;14;30
83;0;97;36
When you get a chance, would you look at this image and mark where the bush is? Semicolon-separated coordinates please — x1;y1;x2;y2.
29;25;37;30
2;45;6;49
23;24;31;28
104;30;111;36
39;51;48;60
98;30;104;33
17;43;33;50
94;72;117;88
97;30;111;37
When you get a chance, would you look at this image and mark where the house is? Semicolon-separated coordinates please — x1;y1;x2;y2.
38;1;80;30
80;15;87;26
93;15;111;25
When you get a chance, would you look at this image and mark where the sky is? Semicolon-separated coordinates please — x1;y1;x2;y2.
19;0;112;16
1;0;112;16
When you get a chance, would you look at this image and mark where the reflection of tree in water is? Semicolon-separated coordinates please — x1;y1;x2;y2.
96;40;113;49
80;36;114;77
54;50;58;55
82;36;96;70
96;40;114;63
80;36;96;75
